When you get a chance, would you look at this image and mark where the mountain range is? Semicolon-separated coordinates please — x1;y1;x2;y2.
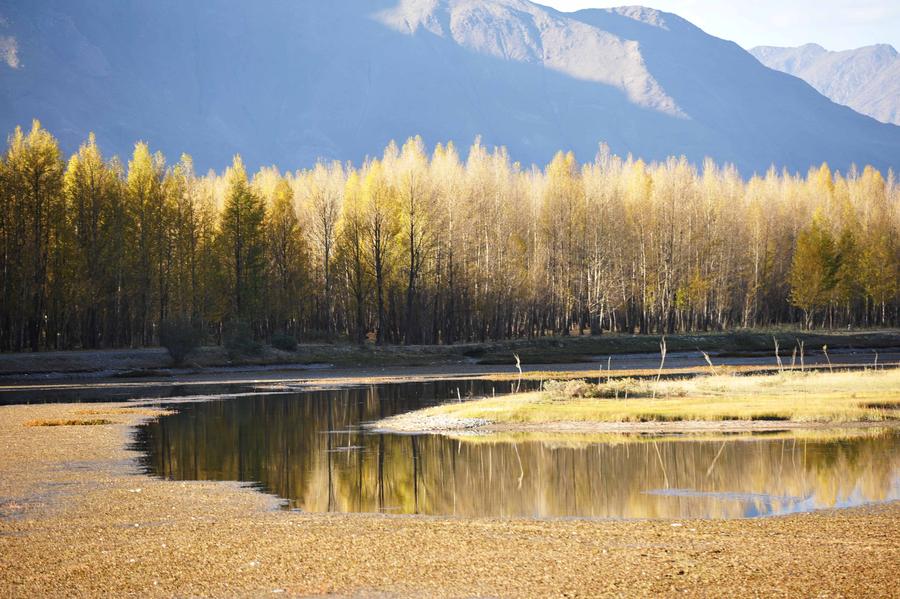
1;0;899;175
751;43;900;127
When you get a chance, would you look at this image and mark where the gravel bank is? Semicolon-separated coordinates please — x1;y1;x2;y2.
1;402;898;597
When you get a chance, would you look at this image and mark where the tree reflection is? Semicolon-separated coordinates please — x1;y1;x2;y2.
137;382;900;519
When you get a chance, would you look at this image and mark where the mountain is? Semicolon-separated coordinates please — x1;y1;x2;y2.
751;43;900;126
1;0;899;175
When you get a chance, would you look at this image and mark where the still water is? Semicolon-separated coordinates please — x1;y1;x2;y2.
136;380;900;520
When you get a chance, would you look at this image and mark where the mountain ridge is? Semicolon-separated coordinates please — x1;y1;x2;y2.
1;0;899;175
751;42;900;126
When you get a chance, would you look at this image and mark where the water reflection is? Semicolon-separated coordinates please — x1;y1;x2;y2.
0;382;252;405
136;382;900;519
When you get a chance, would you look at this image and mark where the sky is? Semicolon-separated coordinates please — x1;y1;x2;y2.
540;0;900;51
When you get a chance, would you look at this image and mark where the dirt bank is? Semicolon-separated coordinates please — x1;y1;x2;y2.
0;401;898;597
1;329;897;381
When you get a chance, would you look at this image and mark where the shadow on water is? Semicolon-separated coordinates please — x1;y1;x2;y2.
132;379;900;520
0;382;258;405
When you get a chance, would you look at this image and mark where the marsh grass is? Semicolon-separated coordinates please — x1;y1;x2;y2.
74;408;171;417
25;418;115;427
423;369;900;425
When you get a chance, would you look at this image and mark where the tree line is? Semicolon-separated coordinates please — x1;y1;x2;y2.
1;120;897;352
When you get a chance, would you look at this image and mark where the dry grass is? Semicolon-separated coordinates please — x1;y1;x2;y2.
74;408;172;417
420;369;900;425
24;418;115;427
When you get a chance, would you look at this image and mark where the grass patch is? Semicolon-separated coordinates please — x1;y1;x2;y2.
859;401;900;410
415;369;900;425
74;408;171;417
25;418;115;427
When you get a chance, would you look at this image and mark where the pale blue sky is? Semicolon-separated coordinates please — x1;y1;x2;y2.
540;1;900;51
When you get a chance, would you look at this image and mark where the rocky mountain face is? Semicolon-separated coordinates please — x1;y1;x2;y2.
1;0;899;175
752;43;900;126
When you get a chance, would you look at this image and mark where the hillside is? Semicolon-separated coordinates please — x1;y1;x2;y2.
1;0;899;174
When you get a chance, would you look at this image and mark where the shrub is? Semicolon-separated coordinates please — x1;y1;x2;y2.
271;333;298;352
159;318;203;366
224;321;263;357
543;378;655;400
544;379;598;399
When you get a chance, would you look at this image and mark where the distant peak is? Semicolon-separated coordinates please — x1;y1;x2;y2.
753;42;898;58
606;6;670;29
751;43;827;55
867;43;898;57
374;0;446;36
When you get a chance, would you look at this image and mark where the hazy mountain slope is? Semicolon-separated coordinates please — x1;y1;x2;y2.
1;0;899;175
752;43;900;126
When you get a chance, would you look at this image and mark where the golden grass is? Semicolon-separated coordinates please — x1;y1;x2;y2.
423;369;900;425
74;408;171;417
24;418;115;427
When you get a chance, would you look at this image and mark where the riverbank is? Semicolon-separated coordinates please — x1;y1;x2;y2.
1;401;898;597
1;329;897;380
375;368;900;435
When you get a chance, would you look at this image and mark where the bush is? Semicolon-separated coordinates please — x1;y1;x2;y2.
544;379;597;399
543;378;654;400
271;333;298;352
159;318;203;366
224;321;263;357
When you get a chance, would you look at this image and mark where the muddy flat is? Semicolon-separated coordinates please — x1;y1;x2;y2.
1;401;898;597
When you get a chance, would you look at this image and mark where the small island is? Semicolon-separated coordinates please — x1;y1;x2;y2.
375;368;900;435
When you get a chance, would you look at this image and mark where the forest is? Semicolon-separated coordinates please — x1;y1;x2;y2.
0;120;898;352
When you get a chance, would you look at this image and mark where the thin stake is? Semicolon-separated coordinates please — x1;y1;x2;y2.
822;344;833;373
701;350;718;376
773;336;783;372
514;353;523;394
653;337;667;399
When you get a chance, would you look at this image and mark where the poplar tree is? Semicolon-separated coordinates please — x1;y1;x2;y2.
362;160;397;344
264;177;305;335
220;155;266;321
394;137;432;344
336;170;370;344
126;142;167;344
1;121;65;350
64;133;124;347
789;214;838;329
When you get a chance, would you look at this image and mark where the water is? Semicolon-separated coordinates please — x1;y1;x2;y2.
0;382;260;405
135;380;900;520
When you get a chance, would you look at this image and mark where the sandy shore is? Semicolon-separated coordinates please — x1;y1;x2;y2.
0;402;898;597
